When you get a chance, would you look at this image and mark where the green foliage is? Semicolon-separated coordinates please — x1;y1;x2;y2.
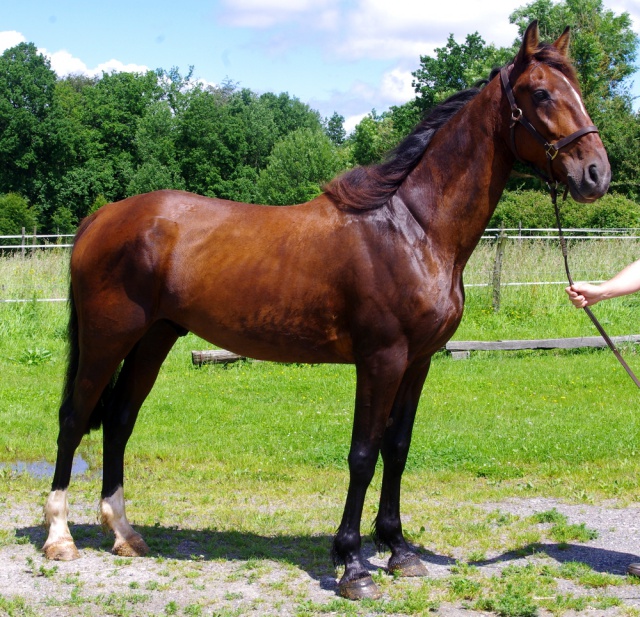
490;190;640;228
256;128;345;205
348;103;421;167
0;43;58;209
412;32;512;111
0;193;37;235
588;96;640;199
350;112;395;166
325;111;346;146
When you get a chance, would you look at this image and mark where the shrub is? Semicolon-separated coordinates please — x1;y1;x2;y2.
0;193;37;235
490;190;640;229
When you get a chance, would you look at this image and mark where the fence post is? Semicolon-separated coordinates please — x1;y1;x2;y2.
492;226;507;312
21;227;25;258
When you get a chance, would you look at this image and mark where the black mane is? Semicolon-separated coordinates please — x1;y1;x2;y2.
323;86;485;211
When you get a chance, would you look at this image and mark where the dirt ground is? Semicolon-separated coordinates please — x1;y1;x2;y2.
3;496;640;616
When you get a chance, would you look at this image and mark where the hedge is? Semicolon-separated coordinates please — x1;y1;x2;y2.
489;190;640;229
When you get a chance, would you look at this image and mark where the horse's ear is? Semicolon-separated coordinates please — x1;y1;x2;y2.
553;26;571;57
515;21;540;65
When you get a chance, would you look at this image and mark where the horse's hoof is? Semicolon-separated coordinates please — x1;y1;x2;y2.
43;539;80;561
112;534;149;557
388;553;428;577
339;575;382;600
628;563;640;577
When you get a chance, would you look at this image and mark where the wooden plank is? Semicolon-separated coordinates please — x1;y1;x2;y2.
445;335;640;352
191;349;245;365
192;334;640;364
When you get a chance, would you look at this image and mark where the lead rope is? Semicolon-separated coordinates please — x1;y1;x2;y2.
552;189;640;388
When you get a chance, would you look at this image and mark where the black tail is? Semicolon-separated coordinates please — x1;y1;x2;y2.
60;217;120;433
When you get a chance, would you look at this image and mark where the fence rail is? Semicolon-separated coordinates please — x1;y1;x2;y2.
3;228;640;251
0;231;74;253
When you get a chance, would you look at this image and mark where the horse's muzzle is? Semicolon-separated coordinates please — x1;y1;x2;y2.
566;154;611;203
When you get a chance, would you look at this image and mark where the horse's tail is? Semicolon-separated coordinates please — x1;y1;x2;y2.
61;214;119;433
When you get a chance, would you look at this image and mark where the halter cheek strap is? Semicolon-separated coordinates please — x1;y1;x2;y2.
499;67;599;192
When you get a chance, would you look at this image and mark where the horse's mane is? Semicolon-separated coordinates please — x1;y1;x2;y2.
324;42;577;211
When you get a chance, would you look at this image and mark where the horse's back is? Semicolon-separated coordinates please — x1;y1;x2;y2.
71;190;358;362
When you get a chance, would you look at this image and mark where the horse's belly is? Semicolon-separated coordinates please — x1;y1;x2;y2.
171;295;355;364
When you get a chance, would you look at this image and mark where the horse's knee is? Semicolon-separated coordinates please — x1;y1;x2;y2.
347;446;378;483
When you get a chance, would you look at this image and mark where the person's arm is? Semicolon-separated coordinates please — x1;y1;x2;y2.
566;258;640;308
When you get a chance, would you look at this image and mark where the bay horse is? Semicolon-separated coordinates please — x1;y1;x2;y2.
43;22;610;599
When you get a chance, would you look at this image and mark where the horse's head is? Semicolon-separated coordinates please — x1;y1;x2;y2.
504;21;610;203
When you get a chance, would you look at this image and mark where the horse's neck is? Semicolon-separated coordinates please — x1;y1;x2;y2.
397;80;513;265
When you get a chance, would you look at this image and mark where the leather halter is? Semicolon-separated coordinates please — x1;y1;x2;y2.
499;66;599;192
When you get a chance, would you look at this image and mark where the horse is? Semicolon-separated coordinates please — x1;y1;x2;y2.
42;22;610;600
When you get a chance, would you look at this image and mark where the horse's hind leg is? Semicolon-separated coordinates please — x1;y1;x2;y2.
43;348;126;561
375;358;431;577
99;320;180;557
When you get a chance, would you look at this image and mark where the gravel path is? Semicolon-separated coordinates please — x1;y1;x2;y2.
3;496;640;615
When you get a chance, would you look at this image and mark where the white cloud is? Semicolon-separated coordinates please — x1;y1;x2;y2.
44;49;89;75
344;112;367;135
0;30;26;53
339;0;521;61
379;68;415;104
91;59;149;76
38;46;149;77
0;31;149;77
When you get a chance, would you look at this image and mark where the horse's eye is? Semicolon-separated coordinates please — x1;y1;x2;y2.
533;89;551;103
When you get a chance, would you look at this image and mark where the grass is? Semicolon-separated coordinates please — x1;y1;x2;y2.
3;242;640;615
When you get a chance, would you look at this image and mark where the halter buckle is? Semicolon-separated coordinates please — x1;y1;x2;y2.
511;108;523;124
545;144;559;160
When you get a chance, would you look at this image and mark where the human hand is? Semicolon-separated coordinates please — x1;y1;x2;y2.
565;282;603;308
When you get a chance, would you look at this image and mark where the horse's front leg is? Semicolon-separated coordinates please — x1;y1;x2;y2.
375;358;431;577
333;351;406;600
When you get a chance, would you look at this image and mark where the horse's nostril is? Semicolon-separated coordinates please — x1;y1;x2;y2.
588;164;599;185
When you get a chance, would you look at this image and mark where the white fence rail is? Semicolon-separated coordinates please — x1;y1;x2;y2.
3;228;640;252
0;232;74;252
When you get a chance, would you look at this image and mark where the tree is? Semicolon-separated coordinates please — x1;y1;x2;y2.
258;91;323;139
128;101;184;195
325;112;346;146
175;85;249;198
588;97;640;199
412;33;512;111
256;128;345;205
348;103;422;167
350;112;397;166
0;43;59;209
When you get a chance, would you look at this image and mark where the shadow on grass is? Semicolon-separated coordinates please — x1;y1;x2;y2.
475;542;640;576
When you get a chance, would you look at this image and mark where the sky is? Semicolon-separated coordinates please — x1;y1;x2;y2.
1;0;639;133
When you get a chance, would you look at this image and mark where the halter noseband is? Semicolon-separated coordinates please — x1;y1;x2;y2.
499;66;599;198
